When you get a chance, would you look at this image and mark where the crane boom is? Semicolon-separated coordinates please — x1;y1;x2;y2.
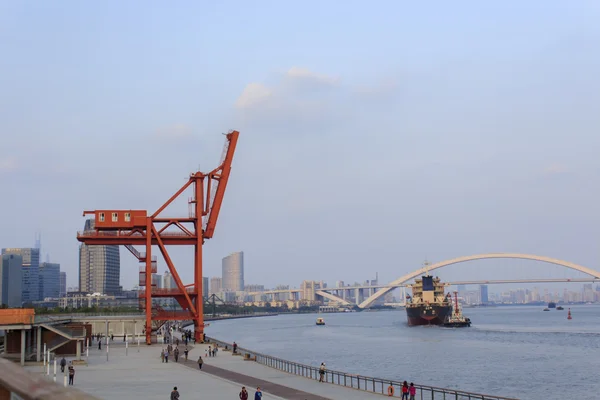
203;130;239;238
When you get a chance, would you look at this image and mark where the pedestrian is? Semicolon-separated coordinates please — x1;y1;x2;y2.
233;342;238;354
161;349;165;363
401;381;409;400
319;362;326;383
197;356;203;369
239;386;248;400
164;349;169;363
174;347;179;363
184;347;189;361
208;346;212;357
212;347;216;357
170;386;180;400
60;357;66;373
68;364;75;385
409;382;416;400
98;340;101;350
254;386;262;400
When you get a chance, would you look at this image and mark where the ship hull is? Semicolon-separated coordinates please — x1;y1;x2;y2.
406;304;452;326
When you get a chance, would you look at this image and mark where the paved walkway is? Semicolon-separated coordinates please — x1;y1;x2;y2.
22;338;384;399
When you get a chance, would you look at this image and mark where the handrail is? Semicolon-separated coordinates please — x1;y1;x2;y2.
205;336;519;400
0;357;101;399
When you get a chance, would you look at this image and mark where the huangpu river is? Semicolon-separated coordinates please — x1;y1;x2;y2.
205;305;600;399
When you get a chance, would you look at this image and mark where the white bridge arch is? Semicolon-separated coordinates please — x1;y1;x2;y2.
358;253;600;309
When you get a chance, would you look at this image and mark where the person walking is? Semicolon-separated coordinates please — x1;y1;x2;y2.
319;362;326;383
170;386;180;400
68;365;75;385
401;381;409;400
239;386;248;400
164;349;169;363
161;349;165;363
174;347;179;363
208;346;212;357
197;356;203;369
233;342;238;354
60;357;66;373
254;387;262;400
184;347;189;361
409;382;416;400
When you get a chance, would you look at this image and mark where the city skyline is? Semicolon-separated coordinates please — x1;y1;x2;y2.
1;2;600;291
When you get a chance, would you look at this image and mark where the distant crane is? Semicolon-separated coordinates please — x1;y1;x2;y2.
77;130;240;344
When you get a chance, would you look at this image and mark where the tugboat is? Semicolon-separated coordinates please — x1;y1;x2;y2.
443;291;471;327
405;262;452;326
316;317;325;326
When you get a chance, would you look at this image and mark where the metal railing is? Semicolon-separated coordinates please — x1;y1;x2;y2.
0;357;100;399
205;337;518;400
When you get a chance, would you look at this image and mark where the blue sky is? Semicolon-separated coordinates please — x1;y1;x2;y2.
1;1;600;291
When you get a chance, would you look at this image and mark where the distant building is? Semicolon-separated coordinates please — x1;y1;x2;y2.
301;280;324;301
2;248;40;303
39;262;60;300
59;272;67;297
0;254;23;307
222;252;244;292
162;271;175;289
202;277;209;299
480;285;489;304
210;277;222;295
79;218;122;295
152;273;163;288
244;284;265;292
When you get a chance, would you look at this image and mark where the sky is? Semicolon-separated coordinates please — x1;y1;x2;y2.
1;1;600;292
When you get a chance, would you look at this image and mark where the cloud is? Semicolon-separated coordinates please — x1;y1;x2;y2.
543;164;569;175
0;156;17;172
156;124;192;138
285;67;340;86
233;67;397;131
235;83;272;109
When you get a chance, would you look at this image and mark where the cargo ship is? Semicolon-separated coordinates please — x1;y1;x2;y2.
405;265;452;326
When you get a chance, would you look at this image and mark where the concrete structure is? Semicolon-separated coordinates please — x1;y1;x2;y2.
222;252;244;292
79;218;122;296
39;262;60;300
210;277;222;295
2;248;40;304
60;271;67;297
0;254;23;307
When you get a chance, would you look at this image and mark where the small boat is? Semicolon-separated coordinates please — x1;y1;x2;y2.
316;317;325;326
556;306;564;310
543;308;550;311
443;292;471;327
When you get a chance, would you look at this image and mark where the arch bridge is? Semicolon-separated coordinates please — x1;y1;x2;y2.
357;253;600;309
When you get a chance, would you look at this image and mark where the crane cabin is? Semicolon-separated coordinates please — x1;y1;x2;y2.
83;210;147;230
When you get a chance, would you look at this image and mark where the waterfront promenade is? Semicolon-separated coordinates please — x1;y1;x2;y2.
23;339;384;399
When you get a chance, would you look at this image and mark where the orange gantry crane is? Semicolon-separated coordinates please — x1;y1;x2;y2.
76;130;239;344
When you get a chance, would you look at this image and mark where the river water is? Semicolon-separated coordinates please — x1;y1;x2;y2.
205;305;600;400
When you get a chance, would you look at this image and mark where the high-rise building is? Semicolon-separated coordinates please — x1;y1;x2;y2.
152;273;163;288
39;262;60;300
202;277;209;299
163;271;175;289
59;272;67;297
210;277;222;295
222;251;244;292
480;285;489;304
2;248;40;303
79;219;122;295
0;254;23;307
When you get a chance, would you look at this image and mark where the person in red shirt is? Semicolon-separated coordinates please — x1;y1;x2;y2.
409;382;417;400
401;381;409;400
